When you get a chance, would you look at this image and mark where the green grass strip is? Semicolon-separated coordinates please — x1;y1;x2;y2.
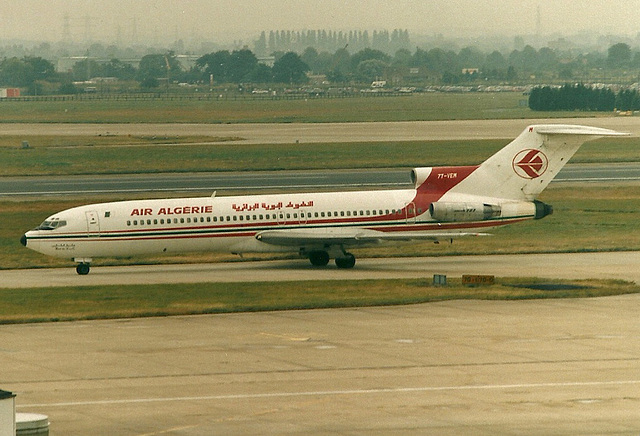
0;278;637;324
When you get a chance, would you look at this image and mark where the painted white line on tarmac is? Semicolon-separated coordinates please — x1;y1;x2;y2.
19;379;640;408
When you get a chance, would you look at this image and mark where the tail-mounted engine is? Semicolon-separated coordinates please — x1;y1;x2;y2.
411;167;432;188
429;202;501;222
534;200;553;220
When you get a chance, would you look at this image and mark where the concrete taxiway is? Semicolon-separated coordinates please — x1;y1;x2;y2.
2;251;640;288
2;292;639;435
3;116;640;143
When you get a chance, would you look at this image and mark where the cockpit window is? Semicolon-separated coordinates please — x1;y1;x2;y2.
36;219;67;230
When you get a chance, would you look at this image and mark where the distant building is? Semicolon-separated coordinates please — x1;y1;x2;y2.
0;88;20;98
257;56;275;67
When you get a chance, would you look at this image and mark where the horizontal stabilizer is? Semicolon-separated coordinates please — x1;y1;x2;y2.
533;125;628;136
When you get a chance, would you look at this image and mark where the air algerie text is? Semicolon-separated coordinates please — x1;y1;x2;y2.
130;206;214;216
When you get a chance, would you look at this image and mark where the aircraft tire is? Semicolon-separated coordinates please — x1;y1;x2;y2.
308;251;330;267
76;263;90;275
335;253;356;269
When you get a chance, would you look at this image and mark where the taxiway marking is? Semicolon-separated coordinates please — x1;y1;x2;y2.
19;379;640;408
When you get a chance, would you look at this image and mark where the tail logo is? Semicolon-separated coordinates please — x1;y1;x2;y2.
512;149;548;179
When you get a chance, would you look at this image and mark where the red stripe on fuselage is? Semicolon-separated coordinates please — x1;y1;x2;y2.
34;216;529;245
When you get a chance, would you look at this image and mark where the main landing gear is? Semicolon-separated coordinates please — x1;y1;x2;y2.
307;250;356;269
76;263;90;275
74;258;92;275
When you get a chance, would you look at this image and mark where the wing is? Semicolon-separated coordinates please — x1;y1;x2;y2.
255;227;489;248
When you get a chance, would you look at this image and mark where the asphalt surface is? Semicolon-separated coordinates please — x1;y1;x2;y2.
0;168;412;196
3;291;639;435
2;163;640;197
2;251;640;288
3;116;640;143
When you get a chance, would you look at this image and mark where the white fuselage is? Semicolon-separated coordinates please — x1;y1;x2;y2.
22;186;534;260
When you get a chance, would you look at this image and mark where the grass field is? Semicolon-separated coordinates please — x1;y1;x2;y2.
0;277;637;324
2;135;638;177
0;92;607;124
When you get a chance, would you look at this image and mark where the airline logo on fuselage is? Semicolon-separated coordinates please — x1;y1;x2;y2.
128;200;315;217
512;149;548;179
131;206;213;216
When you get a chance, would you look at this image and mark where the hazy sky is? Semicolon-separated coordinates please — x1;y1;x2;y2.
1;0;639;45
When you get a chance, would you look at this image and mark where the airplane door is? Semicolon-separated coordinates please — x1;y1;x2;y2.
405;202;417;225
298;211;308;225
85;211;100;236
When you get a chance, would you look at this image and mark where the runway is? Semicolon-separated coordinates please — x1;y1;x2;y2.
3;163;640;197
2;292;639;435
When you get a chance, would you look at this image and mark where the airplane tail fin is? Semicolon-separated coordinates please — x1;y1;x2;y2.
448;124;627;200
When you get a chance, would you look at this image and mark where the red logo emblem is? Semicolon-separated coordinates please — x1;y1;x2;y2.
512;149;548;179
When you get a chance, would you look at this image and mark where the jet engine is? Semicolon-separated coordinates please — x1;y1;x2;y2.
429;202;501;222
410;167;432;188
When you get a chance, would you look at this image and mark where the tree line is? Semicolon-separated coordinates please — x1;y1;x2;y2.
528;83;640;111
5;41;640;97
254;29;411;56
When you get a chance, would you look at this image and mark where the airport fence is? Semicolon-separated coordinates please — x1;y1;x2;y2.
0;91;412;103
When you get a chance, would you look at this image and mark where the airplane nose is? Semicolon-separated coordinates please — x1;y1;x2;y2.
20;234;27;246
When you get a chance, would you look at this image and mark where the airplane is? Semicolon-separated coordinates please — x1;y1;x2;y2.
21;124;626;275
